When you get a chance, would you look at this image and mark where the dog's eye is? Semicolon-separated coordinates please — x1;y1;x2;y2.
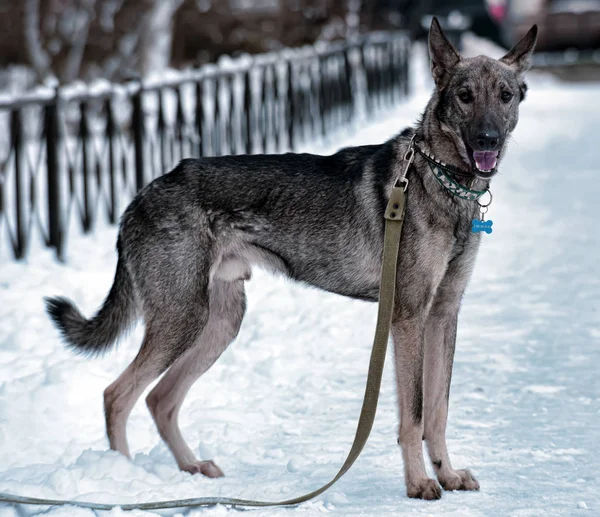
501;91;514;103
458;91;472;104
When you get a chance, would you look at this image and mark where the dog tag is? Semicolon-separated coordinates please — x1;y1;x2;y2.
472;219;493;234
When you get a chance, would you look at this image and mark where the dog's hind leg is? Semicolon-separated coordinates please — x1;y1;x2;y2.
104;271;212;459
423;256;480;492
103;325;169;458
146;278;246;477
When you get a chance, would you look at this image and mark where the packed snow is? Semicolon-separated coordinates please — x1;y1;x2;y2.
1;43;599;517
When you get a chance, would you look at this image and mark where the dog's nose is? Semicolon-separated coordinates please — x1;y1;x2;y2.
476;130;499;150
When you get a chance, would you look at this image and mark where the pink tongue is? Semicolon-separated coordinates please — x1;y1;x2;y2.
473;151;498;171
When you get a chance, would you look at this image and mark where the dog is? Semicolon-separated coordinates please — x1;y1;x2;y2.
45;18;537;500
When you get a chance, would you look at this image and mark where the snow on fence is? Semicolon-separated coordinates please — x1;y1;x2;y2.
0;31;411;261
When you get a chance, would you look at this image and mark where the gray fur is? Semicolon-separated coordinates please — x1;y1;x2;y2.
45;18;537;499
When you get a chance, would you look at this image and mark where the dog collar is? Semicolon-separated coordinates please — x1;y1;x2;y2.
414;145;487;202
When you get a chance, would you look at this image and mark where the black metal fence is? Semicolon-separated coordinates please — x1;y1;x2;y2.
0;31;411;261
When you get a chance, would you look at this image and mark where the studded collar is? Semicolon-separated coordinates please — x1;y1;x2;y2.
413;144;488;202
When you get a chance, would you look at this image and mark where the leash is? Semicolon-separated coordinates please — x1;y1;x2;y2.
0;157;411;511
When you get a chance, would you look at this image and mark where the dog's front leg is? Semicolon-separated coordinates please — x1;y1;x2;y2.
391;313;442;500
423;258;480;492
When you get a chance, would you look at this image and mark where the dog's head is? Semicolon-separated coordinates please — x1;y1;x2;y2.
428;17;537;178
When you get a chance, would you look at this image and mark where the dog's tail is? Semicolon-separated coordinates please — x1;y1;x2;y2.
45;257;136;357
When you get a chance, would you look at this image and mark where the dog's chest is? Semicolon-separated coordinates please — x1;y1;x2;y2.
449;215;478;259
410;196;480;266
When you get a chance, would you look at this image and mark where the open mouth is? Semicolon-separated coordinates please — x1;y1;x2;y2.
472;151;498;174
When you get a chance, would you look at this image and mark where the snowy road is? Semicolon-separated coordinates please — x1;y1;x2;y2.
1;53;599;516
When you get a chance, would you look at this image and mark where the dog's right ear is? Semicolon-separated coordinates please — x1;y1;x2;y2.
429;17;461;89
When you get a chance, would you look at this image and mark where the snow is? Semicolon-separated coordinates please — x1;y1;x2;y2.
1;44;600;516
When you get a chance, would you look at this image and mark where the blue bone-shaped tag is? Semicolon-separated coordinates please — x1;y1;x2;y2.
471;219;493;234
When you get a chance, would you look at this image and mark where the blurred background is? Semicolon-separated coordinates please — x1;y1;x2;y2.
0;0;599;90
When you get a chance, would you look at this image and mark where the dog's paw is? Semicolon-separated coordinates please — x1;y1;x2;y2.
181;460;224;478
439;469;480;491
406;478;442;500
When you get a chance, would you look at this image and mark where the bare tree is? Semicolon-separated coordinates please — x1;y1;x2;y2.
60;0;96;82
22;0;96;83
346;0;361;37
138;0;185;78
21;0;146;84
23;0;52;82
13;0;401;86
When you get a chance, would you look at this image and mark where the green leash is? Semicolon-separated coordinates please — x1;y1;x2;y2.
0;179;409;511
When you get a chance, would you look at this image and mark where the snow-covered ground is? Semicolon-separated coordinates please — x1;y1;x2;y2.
1;45;599;517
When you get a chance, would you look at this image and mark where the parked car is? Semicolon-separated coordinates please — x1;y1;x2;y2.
406;0;505;46
501;0;600;51
405;0;600;52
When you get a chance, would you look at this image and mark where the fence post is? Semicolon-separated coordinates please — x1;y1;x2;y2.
78;101;92;232
396;37;404;102
286;60;295;151
331;54;340;127
132;85;145;191
157;89;167;175
259;68;268;153
361;42;370;117
403;37;410;97
337;52;345;125
269;64;281;153
213;77;221;156
374;44;382;111
226;75;235;155
45;89;64;261
175;86;186;160
385;40;392;106
196;80;204;157
243;71;252;154
302;60;310;143
11;108;26;259
274;64;285;153
319;55;327;138
105;96;118;224
343;48;353;123
390;38;399;103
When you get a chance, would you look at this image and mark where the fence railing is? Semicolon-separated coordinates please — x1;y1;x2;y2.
0;31;411;261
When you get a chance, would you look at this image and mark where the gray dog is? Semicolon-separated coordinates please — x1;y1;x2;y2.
46;19;537;500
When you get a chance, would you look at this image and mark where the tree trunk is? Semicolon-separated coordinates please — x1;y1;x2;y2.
23;0;52;82
60;1;95;83
139;0;185;79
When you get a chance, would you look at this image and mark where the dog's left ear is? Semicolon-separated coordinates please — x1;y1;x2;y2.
501;25;538;77
429;17;461;89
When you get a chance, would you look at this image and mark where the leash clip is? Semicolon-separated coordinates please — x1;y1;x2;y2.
396;135;416;192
